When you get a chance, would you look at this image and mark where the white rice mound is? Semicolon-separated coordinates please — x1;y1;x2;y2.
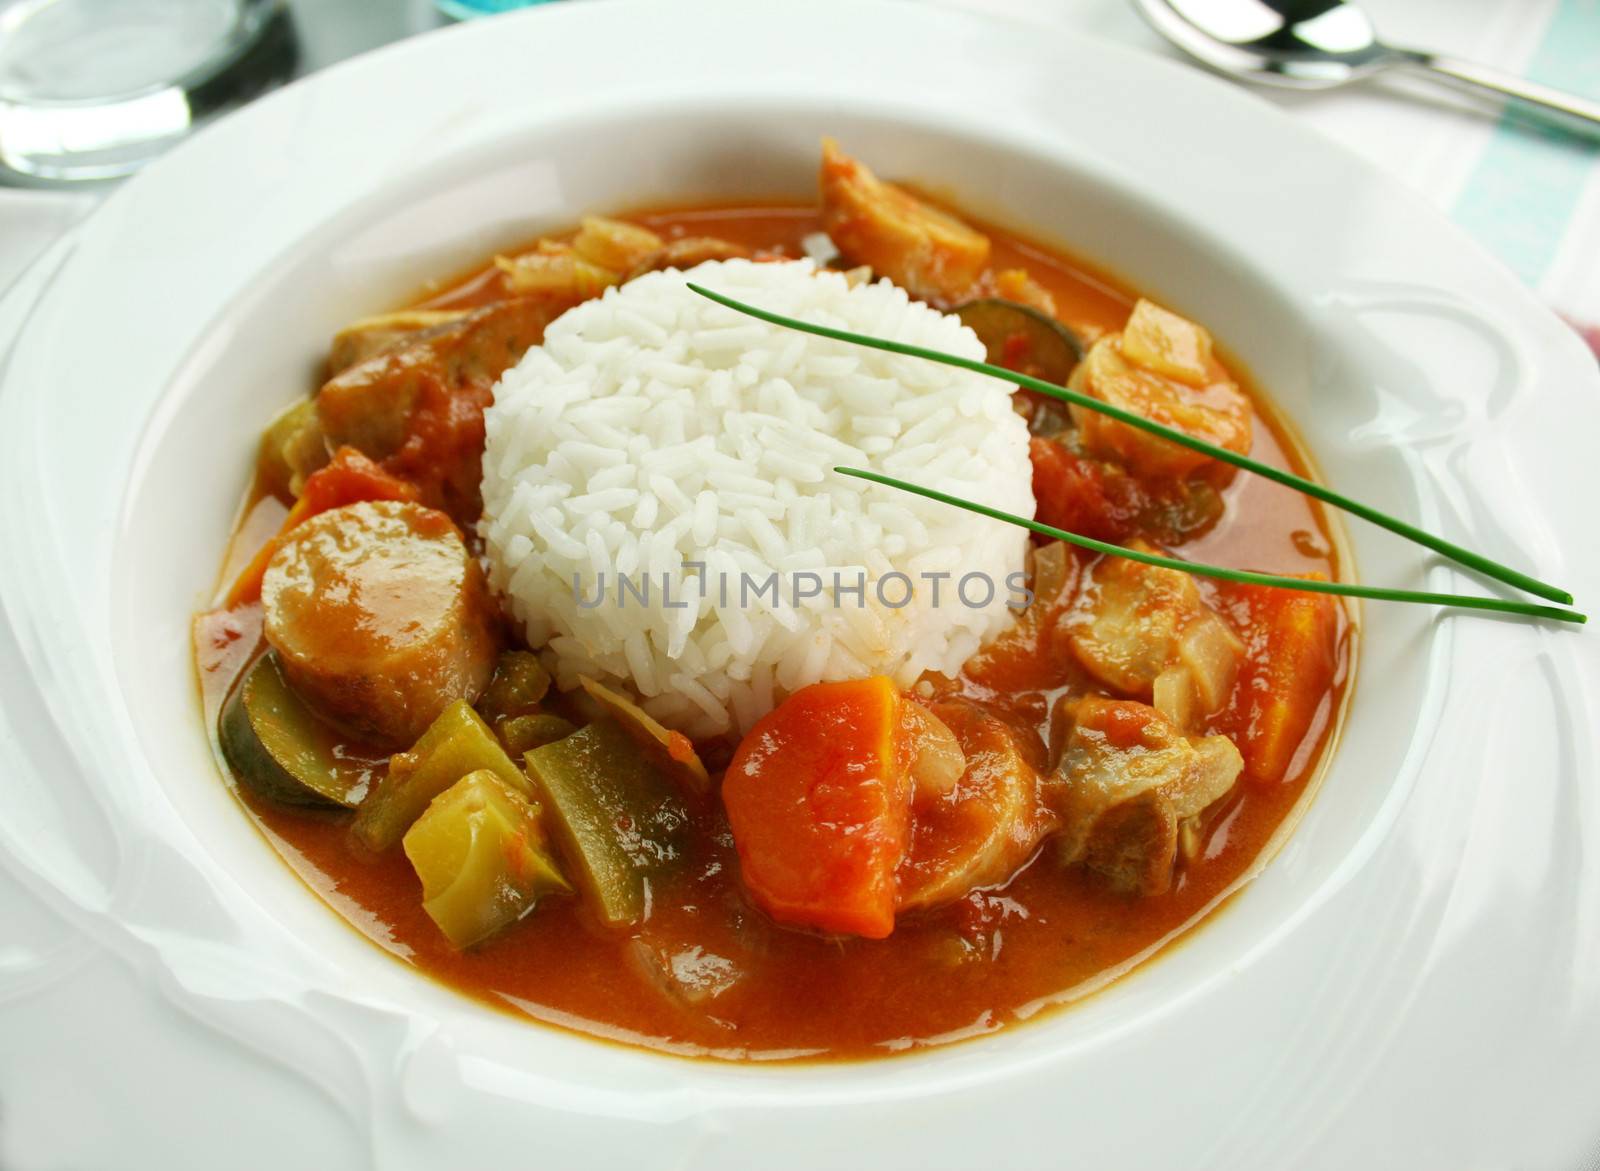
479;259;1035;738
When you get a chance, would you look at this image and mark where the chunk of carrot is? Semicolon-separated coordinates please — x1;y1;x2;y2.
1232;583;1342;785
222;446;419;609
722;677;911;939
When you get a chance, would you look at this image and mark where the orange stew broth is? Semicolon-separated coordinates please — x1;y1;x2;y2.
197;203;1352;1060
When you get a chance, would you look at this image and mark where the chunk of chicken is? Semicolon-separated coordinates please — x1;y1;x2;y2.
1054;696;1242;895
262;500;499;749
1068;298;1251;479
1066;544;1243;727
328;310;474;377
897;700;1058;913
317;296;567;520
819;138;990;302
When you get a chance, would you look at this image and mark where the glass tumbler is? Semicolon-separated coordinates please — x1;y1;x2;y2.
0;0;297;184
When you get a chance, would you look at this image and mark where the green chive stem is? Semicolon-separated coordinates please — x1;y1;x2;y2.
689;283;1574;607
835;466;1586;625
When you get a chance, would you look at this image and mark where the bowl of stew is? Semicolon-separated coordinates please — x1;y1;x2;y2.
188;130;1355;1058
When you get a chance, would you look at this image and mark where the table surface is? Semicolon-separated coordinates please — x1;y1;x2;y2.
2;0;1598;327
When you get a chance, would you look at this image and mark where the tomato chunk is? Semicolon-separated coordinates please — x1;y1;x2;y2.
223;446;419;608
723;678;911;939
1029;436;1124;542
1231;583;1342;785
293;444;419;516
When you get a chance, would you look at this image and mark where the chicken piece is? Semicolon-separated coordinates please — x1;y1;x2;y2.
1054;696;1242;895
316;296;567;519
1067;545;1243;726
624;236;752;280
328;310;474;377
819;138;990;302
1068;299;1251;479
317;347;425;460
897;700;1058;913
262;500;499;749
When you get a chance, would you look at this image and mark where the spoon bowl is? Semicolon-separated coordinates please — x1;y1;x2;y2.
1133;0;1600;130
1133;0;1400;89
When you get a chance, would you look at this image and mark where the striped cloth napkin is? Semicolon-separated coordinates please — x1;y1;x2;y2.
946;0;1600;359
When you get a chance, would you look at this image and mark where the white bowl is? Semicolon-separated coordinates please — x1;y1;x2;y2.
1;2;1596;1167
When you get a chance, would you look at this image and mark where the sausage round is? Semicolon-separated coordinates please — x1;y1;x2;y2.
262;499;498;748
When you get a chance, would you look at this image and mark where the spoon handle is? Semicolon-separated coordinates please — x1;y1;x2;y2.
1398;51;1600;133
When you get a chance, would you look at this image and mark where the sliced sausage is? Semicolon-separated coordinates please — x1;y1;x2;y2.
896;700;1057;913
262;500;498;748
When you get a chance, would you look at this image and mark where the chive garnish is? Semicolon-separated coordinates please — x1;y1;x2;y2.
688;283;1575;607
835;466;1586;624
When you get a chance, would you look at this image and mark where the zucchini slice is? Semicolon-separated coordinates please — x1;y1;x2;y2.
477;650;551;725
219;653;372;808
955;298;1085;388
351;699;530;852
496;712;577;758
578;675;710;796
403;769;569;949
524;719;691;928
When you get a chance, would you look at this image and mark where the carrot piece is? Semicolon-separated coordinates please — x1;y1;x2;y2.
1233;583;1342;785
722;677;911;939
222;446;418;609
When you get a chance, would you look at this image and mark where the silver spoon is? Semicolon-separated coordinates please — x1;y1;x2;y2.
1133;0;1600;133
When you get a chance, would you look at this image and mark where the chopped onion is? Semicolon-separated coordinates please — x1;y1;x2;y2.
1177;612;1243;712
801;231;841;265
904;702;966;797
1152;665;1196;731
